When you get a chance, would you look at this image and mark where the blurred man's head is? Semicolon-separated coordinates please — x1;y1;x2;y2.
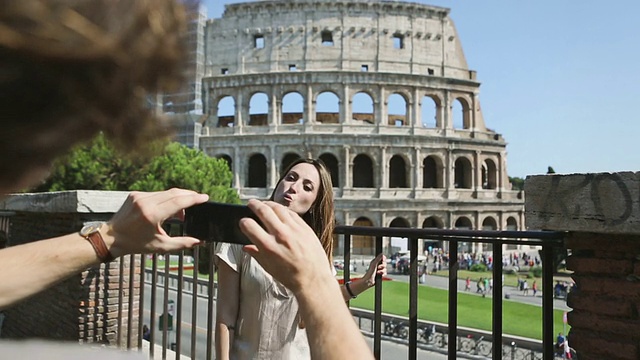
0;0;189;195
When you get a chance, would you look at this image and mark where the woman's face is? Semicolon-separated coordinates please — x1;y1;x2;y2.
273;162;320;216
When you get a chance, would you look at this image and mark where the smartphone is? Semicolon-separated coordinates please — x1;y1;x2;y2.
183;202;262;245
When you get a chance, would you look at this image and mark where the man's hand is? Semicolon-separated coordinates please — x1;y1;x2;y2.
108;188;209;257
240;199;333;294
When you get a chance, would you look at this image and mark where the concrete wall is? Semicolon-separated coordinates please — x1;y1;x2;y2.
0;191;139;347
526;172;640;360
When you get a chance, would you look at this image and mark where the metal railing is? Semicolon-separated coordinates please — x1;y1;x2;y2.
119;226;566;360
335;226;566;360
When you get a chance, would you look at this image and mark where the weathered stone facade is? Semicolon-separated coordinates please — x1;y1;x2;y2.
181;0;525;255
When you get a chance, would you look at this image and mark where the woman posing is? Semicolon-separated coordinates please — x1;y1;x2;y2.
215;158;386;359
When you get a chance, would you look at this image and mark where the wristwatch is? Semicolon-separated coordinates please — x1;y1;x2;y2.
80;221;114;263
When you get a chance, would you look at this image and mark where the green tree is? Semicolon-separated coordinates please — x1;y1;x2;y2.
33;133;239;203
33;133;141;192
509;176;525;191
547;166;556;174
130;142;239;203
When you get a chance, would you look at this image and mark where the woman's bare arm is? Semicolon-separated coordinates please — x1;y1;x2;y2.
339;253;387;301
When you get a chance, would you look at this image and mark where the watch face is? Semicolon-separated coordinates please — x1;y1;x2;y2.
80;222;104;236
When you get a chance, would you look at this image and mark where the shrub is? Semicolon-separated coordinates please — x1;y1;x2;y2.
470;264;487;272
530;266;543;278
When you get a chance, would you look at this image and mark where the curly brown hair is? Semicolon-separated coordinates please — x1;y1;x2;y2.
0;0;190;191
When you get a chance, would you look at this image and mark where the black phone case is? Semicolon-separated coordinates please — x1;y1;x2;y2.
184;202;261;245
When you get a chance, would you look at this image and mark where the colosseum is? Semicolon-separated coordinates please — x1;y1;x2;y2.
173;0;525;256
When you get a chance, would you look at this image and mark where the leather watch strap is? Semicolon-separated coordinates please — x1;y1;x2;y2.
84;227;114;263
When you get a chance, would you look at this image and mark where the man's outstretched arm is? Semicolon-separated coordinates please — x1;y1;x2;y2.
0;189;208;310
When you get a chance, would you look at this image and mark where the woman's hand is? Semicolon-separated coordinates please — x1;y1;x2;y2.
363;253;387;287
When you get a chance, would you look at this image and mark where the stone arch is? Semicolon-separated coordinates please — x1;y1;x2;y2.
389;217;410;259
505;216;518;250
315;91;340;124
353;154;374;188
454;156;473;189
389;217;410;228
353;217;374;255
422;216;444;228
247;153;267;188
482;217;497;230
352;91;374;125
281;152;302;175
482;158;498;189
452;97;471;130
481;216;497;251
387;92;407;127
216;95;236;127
282;92;304;124
319;153;340;188
249;92;269;126
421;95;438;128
454;216;473;253
389;154;408;188
423;155;444;188
454;216;473;229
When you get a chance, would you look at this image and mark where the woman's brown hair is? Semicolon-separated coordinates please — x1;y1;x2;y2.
270;158;335;264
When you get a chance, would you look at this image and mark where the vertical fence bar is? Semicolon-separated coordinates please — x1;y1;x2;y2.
117;258;125;348
344;233;351;286
162;257;170;359
190;246;199;359
542;243;555;359
374;236;383;360
448;239;459;360
138;254;145;350
149;254;158;358
127;254;136;349
492;240;503;360
175;252;184;359
343;233;352;304
408;237;418;360
206;243;215;360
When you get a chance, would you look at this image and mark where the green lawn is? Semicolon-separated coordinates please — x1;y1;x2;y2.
148;264;567;340
350;280;567;340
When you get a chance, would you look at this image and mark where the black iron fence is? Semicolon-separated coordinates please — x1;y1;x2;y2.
122;226;567;359
336;226;566;360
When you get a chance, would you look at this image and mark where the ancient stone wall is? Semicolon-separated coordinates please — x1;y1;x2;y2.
526;172;640;360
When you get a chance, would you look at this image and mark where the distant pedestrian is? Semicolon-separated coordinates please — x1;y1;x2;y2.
532;281;538;297
476;277;485;294
522;280;529;296
143;324;151;341
465;277;471;291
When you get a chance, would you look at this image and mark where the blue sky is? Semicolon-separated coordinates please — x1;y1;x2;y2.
204;0;640;178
